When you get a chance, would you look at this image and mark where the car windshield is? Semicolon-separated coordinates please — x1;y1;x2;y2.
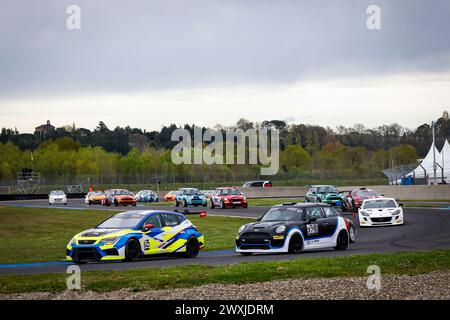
92;192;104;196
113;190;131;195
316;187;338;194
50;191;64;195
261;207;303;222
183;189;200;195
137;191;150;195
363;199;397;209
357;190;380;197
220;189;241;195
96;213;143;229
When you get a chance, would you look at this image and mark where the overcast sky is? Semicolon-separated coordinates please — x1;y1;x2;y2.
1;0;449;132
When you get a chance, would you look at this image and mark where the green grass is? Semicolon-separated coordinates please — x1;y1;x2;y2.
0;250;449;294
0;206;253;264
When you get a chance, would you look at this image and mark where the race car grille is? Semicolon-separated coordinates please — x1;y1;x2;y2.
371;217;392;223
78;240;96;245
240;232;272;245
241;232;271;238
103;248;119;256
72;248;101;262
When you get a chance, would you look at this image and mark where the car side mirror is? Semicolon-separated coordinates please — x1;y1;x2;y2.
143;223;154;230
308;217;317;223
398;203;403;207
312;191;316;195
256;216;262;221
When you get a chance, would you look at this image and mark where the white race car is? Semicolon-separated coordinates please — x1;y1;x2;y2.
49;190;68;205
358;197;403;227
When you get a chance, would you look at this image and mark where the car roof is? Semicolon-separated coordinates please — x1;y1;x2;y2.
363;197;395;202
310;185;335;188
272;202;332;208
114;210;186;218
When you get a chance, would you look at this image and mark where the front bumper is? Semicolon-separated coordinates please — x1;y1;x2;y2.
66;243;124;262
223;200;248;208
186;199;207;205
49;198;67;204
235;233;285;252
359;214;403;226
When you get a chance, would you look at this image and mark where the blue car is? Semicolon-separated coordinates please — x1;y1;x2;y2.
135;190;159;202
175;188;207;207
66;210;205;264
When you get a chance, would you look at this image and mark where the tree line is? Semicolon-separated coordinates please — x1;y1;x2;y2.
0;113;449;182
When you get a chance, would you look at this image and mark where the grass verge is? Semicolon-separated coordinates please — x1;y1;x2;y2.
0;250;449;294
0;206;253;264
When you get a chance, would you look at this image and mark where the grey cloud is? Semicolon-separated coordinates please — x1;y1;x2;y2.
0;0;450;98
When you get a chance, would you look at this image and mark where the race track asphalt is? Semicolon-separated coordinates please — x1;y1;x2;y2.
0;199;449;275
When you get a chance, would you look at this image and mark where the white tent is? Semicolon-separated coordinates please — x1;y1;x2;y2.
405;139;449;183
439;139;450;182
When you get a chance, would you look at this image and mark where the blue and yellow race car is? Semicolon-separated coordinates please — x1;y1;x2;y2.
66;210;204;264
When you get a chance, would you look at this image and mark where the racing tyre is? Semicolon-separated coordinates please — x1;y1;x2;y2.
349;226;356;243
88;201;92;205
114;200;119;207
288;233;303;254
221;201;226;209
175;200;179;207
124;238;141;262
184;237;200;258
183;200;188;207
210;201;215;209
334;230;349;250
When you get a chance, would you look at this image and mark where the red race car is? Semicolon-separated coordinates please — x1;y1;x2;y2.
210;187;248;209
342;187;382;212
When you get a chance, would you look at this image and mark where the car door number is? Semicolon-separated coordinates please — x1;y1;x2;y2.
306;224;319;236
144;239;150;250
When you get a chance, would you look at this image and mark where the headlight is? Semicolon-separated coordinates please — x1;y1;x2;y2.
238;225;246;234
224;197;229;201
102;236;119;245
360;210;370;217
392;209;401;216
68;238;76;246
275;225;286;234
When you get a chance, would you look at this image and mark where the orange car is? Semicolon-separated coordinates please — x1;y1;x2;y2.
85;191;106;205
164;191;177;202
104;189;137;206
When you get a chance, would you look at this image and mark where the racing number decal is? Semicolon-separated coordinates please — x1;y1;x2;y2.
144;239;150;250
306;224;319;236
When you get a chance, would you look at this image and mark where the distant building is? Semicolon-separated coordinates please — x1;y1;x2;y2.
35;120;55;139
